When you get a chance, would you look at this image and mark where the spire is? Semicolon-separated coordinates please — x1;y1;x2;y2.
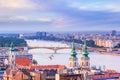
9;42;16;69
82;39;89;58
10;42;14;52
70;40;77;58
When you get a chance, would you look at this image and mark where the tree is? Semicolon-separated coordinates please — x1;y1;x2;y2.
32;59;38;64
0;37;27;47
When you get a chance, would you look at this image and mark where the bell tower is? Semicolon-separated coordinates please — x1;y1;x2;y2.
80;39;90;69
69;40;78;68
8;42;16;69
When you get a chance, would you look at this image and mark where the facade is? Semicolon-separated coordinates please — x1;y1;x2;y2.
2;69;40;80
69;40;78;68
94;38;120;48
2;43;40;80
55;68;86;80
0;47;32;67
55;73;83;80
30;65;66;80
36;31;47;39
80;40;90;69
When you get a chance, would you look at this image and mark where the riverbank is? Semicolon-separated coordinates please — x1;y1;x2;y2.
96;51;120;56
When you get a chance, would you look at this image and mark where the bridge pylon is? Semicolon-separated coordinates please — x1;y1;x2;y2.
54;50;57;54
54;47;57;54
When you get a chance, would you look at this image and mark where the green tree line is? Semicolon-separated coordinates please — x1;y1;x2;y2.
0;37;27;47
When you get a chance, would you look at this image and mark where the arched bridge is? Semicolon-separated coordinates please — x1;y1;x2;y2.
0;46;83;53
0;46;118;53
0;46;115;53
28;46;83;53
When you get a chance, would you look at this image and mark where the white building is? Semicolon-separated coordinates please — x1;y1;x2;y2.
94;38;120;48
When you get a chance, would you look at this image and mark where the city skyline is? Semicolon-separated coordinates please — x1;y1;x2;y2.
0;0;120;32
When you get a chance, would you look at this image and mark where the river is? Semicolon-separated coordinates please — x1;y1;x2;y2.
27;40;120;72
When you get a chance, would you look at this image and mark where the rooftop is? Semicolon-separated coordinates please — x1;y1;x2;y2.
15;57;32;67
31;65;66;70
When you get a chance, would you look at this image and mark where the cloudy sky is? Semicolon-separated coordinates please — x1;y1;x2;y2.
0;0;120;32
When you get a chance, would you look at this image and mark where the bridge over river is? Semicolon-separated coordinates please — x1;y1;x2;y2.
0;46;82;53
0;46;118;54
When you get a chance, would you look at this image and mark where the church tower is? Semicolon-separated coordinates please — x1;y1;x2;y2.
69;40;78;68
80;39;90;69
8;42;16;69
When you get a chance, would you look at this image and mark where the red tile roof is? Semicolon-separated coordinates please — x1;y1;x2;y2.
31;64;66;70
15;58;32;67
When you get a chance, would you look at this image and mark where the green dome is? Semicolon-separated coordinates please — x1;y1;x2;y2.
82;39;89;58
70;40;77;58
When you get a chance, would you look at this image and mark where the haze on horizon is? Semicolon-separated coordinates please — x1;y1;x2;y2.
0;0;120;32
